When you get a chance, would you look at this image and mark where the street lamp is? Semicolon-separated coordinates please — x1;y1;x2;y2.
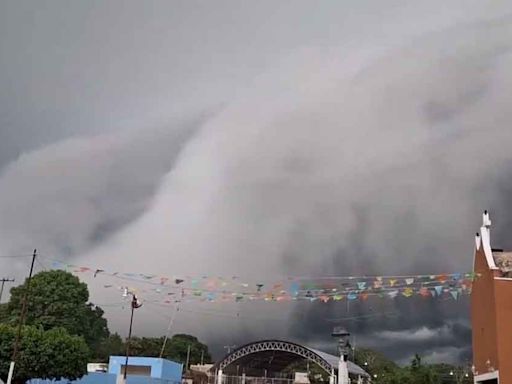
123;290;143;381
332;327;351;384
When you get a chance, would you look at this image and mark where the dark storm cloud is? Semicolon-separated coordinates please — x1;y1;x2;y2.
2;0;512;364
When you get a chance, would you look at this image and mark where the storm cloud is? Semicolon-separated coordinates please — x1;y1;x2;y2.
2;0;512;364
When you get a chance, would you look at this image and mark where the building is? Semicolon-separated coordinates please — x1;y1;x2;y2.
29;357;182;384
471;211;512;384
109;356;183;382
211;339;369;384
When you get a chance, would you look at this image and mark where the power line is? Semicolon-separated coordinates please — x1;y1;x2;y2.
0;255;34;259
7;249;37;384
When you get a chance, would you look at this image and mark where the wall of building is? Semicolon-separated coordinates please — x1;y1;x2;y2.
126;375;181;384
493;279;512;384
109;357;159;378
29;372;117;384
108;356;182;382
160;360;183;382
471;247;499;377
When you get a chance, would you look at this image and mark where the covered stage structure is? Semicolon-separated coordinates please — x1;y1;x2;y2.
211;340;370;384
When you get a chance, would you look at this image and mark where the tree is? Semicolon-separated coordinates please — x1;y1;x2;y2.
0;324;89;384
100;334;212;365
165;334;212;365
1;270;109;350
407;354;438;384
94;333;125;362
352;347;399;376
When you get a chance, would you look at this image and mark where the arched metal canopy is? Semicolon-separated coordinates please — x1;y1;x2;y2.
212;339;369;377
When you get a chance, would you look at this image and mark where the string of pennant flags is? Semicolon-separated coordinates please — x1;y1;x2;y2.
45;257;477;305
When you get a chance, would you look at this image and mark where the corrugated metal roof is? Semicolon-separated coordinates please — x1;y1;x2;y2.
308;348;369;377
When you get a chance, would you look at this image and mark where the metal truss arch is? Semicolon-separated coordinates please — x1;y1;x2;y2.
215;340;333;374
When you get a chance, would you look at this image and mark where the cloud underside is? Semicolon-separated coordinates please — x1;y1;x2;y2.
1;12;512;363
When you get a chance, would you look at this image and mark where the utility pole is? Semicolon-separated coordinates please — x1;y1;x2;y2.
7;249;37;384
185;344;191;372
159;302;180;358
123;292;142;380
0;278;15;303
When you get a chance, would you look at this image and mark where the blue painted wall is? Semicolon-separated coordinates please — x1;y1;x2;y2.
29;372;117;384
160;359;183;382
29;357;182;384
108;356;182;382
126;376;180;384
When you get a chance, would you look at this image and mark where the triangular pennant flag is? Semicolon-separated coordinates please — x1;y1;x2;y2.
373;278;383;289
94;269;105;278
389;279;397;287
290;282;300;296
435;286;443;296
402;287;414;297
256;284;264;292
357;282;367;290
419;287;430;297
405;278;414;285
52;260;65;269
348;292;358;300
175;279;184;285
430;289;436;297
451;273;461;281
436;274;448;283
319;295;330;303
450;290;459;300
360;293;369;301
388;290;398;298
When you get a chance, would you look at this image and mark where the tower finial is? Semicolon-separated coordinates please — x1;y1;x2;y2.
483;211;491;228
475;232;481;250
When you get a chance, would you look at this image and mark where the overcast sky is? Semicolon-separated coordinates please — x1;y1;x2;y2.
1;0;512;364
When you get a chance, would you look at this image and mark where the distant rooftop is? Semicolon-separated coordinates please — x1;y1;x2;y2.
493;251;512;277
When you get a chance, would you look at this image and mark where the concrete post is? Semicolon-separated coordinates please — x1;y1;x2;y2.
242;373;246;384
329;368;336;384
217;369;223;384
338;356;349;384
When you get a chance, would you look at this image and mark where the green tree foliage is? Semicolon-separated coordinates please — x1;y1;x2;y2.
408;354;438;384
97;334;211;365
1;270;109;350
353;347;399;377
165;334;211;365
354;351;471;384
0;324;89;384
94;333;125;362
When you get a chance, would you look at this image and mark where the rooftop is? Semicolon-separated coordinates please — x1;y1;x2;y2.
493;251;512;277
